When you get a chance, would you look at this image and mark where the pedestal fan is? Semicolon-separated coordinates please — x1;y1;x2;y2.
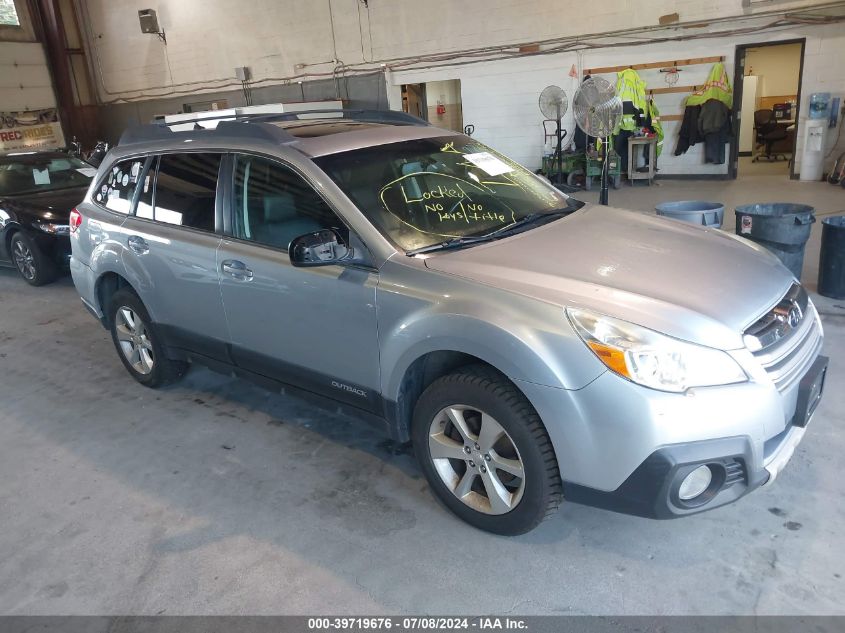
572;76;622;205
538;85;568;186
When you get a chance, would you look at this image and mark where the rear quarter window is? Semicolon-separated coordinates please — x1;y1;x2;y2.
94;157;147;214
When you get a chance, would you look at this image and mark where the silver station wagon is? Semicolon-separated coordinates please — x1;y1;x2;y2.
69;110;827;535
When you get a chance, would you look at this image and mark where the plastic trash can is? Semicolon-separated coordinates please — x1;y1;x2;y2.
655;201;724;227
819;216;845;299
735;203;815;279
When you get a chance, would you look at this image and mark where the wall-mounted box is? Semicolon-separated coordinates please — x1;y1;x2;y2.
138;9;160;34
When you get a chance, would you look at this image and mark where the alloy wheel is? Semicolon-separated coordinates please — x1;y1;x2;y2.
13;240;36;281
115;306;155;375
428;405;525;515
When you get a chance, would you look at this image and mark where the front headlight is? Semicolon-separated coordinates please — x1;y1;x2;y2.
809;297;824;338
566;308;747;393
35;222;70;235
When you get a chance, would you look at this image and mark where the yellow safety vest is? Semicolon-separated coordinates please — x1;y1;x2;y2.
686;62;733;109
647;98;664;158
615;68;648;132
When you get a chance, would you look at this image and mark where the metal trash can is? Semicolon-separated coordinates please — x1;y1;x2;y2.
819;216;845;299
735;203;816;279
656;201;724;227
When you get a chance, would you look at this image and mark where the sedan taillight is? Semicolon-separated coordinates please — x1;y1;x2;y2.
69;208;82;233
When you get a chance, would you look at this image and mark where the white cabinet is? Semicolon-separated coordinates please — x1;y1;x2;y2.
739;75;760;154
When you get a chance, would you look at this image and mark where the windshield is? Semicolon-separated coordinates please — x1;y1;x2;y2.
314;136;576;252
0;154;95;196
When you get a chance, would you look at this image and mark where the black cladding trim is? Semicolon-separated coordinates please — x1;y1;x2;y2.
156;324;400;438
563;436;768;519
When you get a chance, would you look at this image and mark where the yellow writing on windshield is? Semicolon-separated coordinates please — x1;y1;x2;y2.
401;182;470;204
379;172;515;237
439;142;462;154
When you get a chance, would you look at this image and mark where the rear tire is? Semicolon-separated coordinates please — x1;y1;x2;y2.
412;365;562;535
108;288;187;388
11;232;56;286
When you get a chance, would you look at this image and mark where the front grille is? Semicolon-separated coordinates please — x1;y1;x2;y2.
745;284;822;391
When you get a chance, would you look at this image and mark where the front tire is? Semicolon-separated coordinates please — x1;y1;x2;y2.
108;288;187;388
412;366;562;535
11;232;56;286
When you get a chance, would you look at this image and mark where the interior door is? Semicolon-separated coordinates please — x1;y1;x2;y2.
217;153;381;412
121;152;230;359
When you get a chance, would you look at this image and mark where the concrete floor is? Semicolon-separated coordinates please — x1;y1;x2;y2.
1;172;844;615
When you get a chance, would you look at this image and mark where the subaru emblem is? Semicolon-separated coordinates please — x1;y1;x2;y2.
787;305;801;328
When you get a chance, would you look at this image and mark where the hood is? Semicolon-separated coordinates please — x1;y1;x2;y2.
0;186;88;223
423;205;793;350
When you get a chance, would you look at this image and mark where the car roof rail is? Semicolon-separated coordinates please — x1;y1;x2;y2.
118;108;429;147
117;119;295;147
263;109;430;126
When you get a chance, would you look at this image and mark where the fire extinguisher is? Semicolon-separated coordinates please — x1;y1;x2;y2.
436;102;446;115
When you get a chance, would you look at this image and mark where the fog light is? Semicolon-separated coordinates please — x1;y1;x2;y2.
678;465;712;501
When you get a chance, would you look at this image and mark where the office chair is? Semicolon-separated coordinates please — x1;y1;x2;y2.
752;109;789;162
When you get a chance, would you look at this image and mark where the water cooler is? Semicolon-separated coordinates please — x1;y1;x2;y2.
800;93;830;182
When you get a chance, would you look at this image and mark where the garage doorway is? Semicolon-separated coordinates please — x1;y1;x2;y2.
401;83;427;120
424;79;463;132
730;39;805;179
401;80;464;132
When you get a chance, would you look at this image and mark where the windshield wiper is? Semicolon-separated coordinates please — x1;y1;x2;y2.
481;208;573;239
406;207;576;257
406;235;494;256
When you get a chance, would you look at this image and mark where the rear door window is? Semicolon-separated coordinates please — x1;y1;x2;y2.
150;153;222;231
95;157;147;214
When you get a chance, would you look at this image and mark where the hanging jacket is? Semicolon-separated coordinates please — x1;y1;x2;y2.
698;99;729;136
675;62;732;157
686;62;733;109
615;68;648;132
644;98;664;157
699;99;732;164
674;104;703;155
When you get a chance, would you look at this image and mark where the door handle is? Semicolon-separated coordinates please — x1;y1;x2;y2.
127;235;149;254
221;259;254;281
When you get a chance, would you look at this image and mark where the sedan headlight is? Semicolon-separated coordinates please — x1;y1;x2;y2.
35;222;70;235
566;308;747;393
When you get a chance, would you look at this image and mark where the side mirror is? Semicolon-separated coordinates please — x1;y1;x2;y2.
289;228;352;267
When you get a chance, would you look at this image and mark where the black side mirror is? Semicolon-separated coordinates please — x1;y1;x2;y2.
289;228;352;267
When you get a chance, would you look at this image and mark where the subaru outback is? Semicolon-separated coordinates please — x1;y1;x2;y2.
69;110;827;535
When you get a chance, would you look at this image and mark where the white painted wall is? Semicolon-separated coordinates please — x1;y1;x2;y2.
77;0;844;175
425;80;461;107
392;24;845;176
80;0;833;102
745;42;802;97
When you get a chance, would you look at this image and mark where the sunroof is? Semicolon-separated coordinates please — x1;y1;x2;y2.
268;120;388;138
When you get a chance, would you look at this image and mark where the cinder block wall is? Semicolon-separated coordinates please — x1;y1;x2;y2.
80;0;845;175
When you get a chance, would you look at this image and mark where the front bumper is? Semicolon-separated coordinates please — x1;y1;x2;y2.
0;229;70;268
564;436;769;519
30;230;71;268
564;405;818;519
516;352;828;519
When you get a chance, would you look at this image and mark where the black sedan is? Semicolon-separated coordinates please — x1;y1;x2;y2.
0;152;95;285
